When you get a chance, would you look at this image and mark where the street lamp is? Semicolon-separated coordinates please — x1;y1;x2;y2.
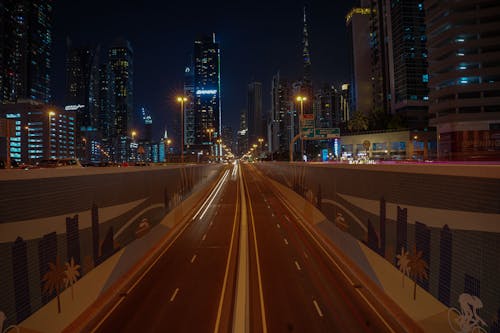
176;96;188;163
206;128;214;158
258;137;264;156
217;138;222;161
296;96;307;161
166;139;172;162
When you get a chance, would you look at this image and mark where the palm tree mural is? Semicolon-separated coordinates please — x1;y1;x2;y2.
42;256;66;313
395;247;411;287
408;246;429;300
65;257;81;300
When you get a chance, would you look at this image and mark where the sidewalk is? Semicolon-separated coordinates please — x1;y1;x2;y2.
266;175;451;333
16;176;218;333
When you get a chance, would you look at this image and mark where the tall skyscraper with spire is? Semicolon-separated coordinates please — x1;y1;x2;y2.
302;6;312;87
300;6;313;116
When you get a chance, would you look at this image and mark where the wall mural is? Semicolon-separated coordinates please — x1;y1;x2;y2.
0;165;219;328
257;163;500;333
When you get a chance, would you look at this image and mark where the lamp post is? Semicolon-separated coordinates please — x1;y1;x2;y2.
258;137;264;157
296;96;307;161
82;137;87;164
131;131;137;162
217;138;222;161
177;96;188;163
206;128;214;159
166;139;172;162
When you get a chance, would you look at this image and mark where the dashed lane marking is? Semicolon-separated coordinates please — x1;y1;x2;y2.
295;261;302;271
170;288;179;302
190;254;197;263
313;300;324;317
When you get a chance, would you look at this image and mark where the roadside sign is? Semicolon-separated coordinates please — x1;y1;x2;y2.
314;128;340;139
301;114;315;129
302;128;314;138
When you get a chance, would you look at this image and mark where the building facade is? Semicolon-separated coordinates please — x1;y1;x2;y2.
237;110;248;155
0;0;53;103
426;0;500;160
184;61;195;147
108;39;133;162
65;42;99;132
271;73;291;154
0;100;76;163
247;82;263;146
193;34;221;155
346;3;373;117
387;0;429;129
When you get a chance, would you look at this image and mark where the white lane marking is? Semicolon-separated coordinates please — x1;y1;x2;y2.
283;215;290;222
242;166;268;333
272;187;396;332
304;251;309;259
170;288;180;302
199;170;230;220
295;261;302;271
193;170;229;221
284;238;289;245
202;234;207;241
190;254;197;263
214;167;240;333
267;205;271;209
313;300;324;317
276;223;281;229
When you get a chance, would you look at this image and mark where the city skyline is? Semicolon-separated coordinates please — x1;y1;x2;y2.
51;1;354;138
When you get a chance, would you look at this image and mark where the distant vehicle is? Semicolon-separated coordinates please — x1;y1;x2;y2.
18;163;39;170
38;158;82;168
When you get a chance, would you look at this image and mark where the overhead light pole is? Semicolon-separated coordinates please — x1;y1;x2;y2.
176;96;188;163
296;96;307;161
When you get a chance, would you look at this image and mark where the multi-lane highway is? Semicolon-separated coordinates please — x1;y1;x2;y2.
91;162;415;332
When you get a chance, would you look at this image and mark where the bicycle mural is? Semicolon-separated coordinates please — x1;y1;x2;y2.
448;294;488;333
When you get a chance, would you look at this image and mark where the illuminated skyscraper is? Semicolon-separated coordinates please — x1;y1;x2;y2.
346;3;373;117
247;82;263;145
65;40;98;131
298;6;313;115
193;34;221;152
387;0;428;129
184;59;195;147
237;110;248;155
271;72;291;154
108;39;133;161
0;0;53;103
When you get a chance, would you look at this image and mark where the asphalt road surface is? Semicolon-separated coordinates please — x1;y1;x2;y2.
92;162;410;333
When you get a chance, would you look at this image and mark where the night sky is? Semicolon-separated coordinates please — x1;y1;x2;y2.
52;0;354;140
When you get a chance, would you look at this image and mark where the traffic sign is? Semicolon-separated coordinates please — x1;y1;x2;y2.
314;128;340;139
302;128;314;138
